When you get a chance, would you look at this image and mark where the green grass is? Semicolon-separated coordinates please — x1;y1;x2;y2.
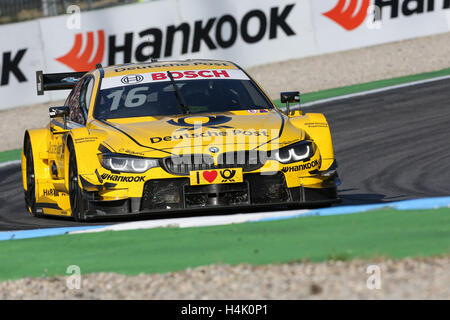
1;208;449;281
0;148;21;163
1;67;450;164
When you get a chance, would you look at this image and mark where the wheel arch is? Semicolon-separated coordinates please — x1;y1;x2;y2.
22;128;51;190
63;135;74;192
63;128;103;192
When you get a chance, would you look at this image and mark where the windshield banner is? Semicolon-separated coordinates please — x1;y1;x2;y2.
100;69;250;90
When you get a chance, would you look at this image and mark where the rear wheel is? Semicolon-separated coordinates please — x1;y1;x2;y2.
68;145;87;222
24;138;42;218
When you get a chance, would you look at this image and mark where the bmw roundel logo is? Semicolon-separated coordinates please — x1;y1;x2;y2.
209;147;219;154
121;74;144;84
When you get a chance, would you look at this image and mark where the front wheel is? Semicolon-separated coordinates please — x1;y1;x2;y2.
24;138;42;218
68;146;87;222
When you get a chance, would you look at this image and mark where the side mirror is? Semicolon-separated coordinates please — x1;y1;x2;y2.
280;91;300;104
280;91;302;116
49;106;70;131
49;106;70;118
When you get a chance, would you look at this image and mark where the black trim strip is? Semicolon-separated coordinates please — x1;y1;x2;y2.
95;169;103;183
98;144;112;154
104;182;117;189
311;159;338;175
83;196;340;219
35;202;62;210
79;176;101;191
102;142;116;153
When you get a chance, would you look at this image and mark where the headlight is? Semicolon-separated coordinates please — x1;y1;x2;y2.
99;154;159;173
273;141;314;164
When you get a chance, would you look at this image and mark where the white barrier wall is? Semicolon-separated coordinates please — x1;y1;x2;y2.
1;0;449;110
312;0;450;54
0;20;50;109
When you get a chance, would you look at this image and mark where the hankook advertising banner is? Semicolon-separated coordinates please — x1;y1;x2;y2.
0;0;449;109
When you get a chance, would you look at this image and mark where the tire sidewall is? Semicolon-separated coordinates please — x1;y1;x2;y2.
24;138;41;217
69;146;86;222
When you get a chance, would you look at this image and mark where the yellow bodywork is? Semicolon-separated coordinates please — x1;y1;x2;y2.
22;60;338;218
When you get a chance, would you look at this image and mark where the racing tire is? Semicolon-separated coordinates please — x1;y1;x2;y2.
24;137;41;218
68;144;87;222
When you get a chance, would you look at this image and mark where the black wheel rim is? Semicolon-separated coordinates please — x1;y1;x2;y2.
69;154;80;215
25;144;35;207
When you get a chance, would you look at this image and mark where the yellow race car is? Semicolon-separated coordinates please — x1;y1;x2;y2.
22;59;340;221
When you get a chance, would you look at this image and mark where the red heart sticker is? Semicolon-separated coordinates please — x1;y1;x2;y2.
203;170;218;183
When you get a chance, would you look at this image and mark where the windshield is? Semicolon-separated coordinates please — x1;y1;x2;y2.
94;70;273;119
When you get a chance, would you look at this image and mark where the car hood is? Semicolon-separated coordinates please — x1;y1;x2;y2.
98;109;305;155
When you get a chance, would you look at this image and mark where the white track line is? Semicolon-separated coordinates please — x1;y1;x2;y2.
0;160;21;169
301;74;450;107
70;209;311;234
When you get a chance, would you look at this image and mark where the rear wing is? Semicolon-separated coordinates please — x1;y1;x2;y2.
36;70;87;96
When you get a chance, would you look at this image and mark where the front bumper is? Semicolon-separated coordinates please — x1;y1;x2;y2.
83;172;340;219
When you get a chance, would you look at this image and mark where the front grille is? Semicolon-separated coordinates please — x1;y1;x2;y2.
245;173;291;204
184;182;250;208
163;151;265;175
141;179;186;211
140;172;291;212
